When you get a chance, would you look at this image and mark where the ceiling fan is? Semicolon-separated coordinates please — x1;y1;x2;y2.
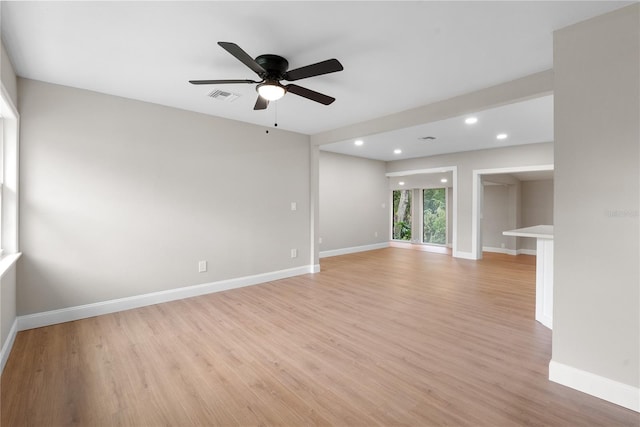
189;42;343;110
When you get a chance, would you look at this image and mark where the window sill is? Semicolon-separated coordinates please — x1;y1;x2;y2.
0;252;21;280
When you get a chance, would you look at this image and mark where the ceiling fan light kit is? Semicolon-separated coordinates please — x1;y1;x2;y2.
257;81;286;101
189;41;343;110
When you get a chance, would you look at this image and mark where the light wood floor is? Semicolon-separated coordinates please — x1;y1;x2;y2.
2;249;638;426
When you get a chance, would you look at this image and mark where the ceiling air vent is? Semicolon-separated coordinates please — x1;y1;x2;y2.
207;89;240;102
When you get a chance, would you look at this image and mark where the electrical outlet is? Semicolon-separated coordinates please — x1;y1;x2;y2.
374;231;378;237
501;243;505;249
291;248;298;258
291;202;297;211
319;237;323;244
198;260;207;273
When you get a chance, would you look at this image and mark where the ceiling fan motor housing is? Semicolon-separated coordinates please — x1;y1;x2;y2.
255;54;289;79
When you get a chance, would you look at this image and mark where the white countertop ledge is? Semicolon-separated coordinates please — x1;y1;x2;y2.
503;225;554;239
0;253;22;280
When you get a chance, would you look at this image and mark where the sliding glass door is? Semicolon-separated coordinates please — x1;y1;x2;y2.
423;188;447;245
392;187;448;245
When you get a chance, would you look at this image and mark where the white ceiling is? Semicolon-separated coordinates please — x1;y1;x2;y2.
0;1;631;151
484;170;554;185
321;94;553;161
389;171;454;190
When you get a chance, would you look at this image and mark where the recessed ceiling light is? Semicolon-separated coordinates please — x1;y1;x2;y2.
496;133;508;140
354;140;364;146
394;149;402;154
441;178;448;183
399;181;405;186
465;117;478;125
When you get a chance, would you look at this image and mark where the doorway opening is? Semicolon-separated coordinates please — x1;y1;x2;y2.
472;165;554;260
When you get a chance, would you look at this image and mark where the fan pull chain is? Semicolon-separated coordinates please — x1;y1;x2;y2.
274;101;278;128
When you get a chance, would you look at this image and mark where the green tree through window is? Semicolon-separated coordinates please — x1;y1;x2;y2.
393;190;411;240
423;188;446;244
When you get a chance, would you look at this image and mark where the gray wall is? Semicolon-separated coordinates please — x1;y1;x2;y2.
17;79;311;315
319;151;389;252
520;179;553;250
387;142;553;256
554;3;639;389
482;184;516;250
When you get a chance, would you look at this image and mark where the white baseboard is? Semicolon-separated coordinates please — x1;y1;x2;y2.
483;246;517;255
17;265;315;331
453;250;475;260
1;318;18;374
319;242;389;258
517;248;537;256
483;247;537;256
549;360;640;412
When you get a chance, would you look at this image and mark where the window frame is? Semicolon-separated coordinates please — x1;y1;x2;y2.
0;82;20;256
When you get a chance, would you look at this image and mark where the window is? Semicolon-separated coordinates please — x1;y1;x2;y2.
423;188;447;245
392;189;412;240
0;84;19;256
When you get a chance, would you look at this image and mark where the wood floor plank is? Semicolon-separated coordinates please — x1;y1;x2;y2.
1;248;638;426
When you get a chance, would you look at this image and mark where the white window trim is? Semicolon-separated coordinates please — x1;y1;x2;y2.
0;82;21;275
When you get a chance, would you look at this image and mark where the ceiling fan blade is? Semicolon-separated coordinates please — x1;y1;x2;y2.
189;79;259;85
284;59;343;81
218;42;266;76
285;84;335;105
254;96;269;110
